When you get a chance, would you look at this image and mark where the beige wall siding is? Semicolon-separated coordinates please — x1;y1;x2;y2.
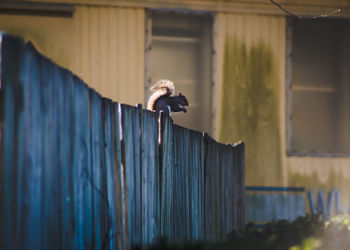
214;13;287;186
0;6;145;105
216;12;350;208
213;13;286;140
74;6;145;105
0;14;77;71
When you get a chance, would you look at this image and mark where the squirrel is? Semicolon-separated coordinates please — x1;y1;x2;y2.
147;79;189;115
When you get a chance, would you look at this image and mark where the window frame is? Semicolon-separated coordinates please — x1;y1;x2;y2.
286;18;350;158
145;9;215;134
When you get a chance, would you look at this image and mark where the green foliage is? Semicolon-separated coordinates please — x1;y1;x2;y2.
145;214;350;250
290;238;321;250
229;214;325;250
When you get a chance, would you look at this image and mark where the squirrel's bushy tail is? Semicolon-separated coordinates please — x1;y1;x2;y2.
147;79;175;110
149;79;175;93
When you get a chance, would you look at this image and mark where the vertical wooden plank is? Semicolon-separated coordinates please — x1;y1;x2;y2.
114;103;127;250
194;131;204;241
203;135;211;241
232;144;239;233
172;125;186;241
89;90;105;249
200;133;205;241
71;77;93;250
188;129;204;241
141;109;160;246
17;42;43;250
237;142;246;232
225;145;235;234
0;35;24;250
99;98;109;250
218;145;225;236
121;104;142;247
233;145;239;231
57;67;75;250
103;98;120;250
40;55;62;250
204;135;221;241
172;125;204;242
218;144;225;237
102;98;114;250
160;114;174;240
184;129;190;241
219;144;234;237
213;140;220;240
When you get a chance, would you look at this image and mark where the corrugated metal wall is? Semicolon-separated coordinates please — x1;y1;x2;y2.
74;6;145;105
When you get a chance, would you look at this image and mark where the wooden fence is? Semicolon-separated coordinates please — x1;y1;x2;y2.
0;34;245;250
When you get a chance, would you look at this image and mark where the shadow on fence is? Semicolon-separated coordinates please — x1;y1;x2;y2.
0;34;245;249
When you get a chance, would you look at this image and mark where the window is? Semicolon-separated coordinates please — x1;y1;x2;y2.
287;19;350;155
147;11;213;134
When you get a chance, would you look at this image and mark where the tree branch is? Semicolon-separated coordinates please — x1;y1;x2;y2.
270;0;341;19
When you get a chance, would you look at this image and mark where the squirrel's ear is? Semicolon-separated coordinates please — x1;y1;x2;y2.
179;92;182;96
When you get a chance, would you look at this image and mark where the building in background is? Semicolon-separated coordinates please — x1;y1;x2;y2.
1;0;350;220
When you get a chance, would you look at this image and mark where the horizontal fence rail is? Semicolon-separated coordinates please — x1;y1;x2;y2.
0;34;245;250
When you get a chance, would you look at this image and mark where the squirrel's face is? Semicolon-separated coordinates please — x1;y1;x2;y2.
177;93;189;112
178;93;189;106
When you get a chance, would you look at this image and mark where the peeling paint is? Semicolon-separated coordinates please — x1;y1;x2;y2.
287;159;350;208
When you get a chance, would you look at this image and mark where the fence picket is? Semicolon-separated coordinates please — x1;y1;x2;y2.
71;76;92;249
141;109;160;246
121;104;142;247
103;98;119;250
160;114;174;239
41;54;62;250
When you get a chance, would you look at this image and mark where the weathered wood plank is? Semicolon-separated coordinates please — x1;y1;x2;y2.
160;114;174;240
121;104;142;247
114;103;127;250
102;98;115;250
40;54;62;250
18;42;44;250
70;76;92;250
236;142;246;231
189;129;204;241
204;135;216;241
103;98;120;250
59;68;76;250
0;35;24;250
219;144;234;236
173;125;187;241
141;109;160;246
89;90;105;249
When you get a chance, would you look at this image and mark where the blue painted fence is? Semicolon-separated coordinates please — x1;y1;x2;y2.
0;34;245;249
